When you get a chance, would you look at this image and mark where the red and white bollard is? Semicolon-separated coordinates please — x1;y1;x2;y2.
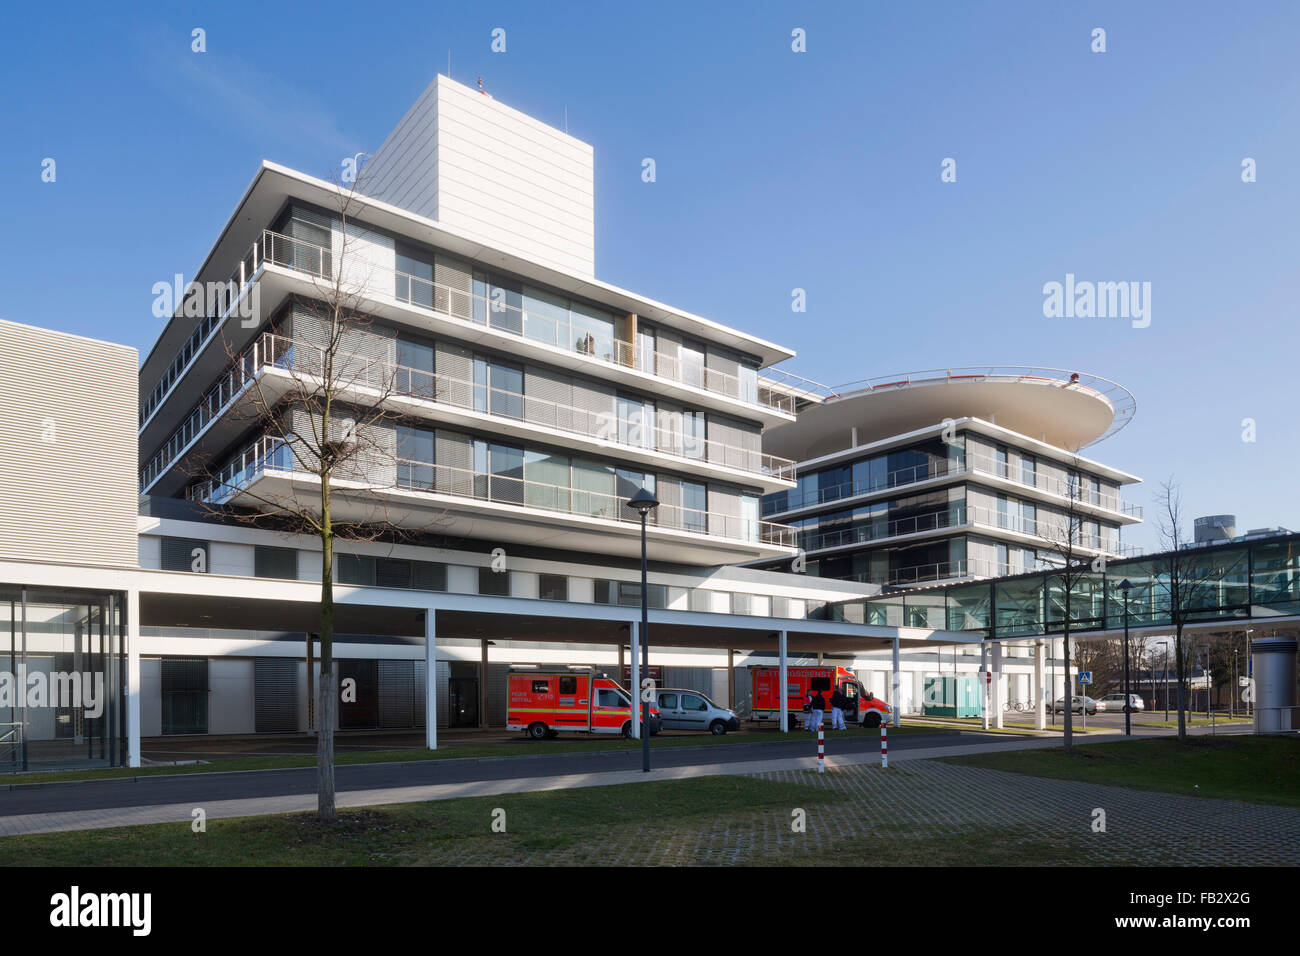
817;726;825;773
880;724;888;768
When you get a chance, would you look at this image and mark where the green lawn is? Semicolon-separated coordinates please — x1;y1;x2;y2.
0;771;1078;867
943;735;1300;808
0;725;949;788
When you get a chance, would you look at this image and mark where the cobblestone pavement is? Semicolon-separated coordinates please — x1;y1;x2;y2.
417;760;1300;866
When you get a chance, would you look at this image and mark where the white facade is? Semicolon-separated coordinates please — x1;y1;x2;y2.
364;75;596;276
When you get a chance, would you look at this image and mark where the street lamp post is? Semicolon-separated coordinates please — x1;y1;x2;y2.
627;487;659;774
1156;639;1169;721
1119;579;1132;736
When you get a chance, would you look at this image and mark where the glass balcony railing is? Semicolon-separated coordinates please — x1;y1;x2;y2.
141;332;796;492
764;450;1141;519
188;434;797;550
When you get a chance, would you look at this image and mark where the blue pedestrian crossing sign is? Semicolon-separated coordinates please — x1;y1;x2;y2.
1079;671;1092;685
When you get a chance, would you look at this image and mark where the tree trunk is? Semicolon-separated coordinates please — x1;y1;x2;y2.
317;482;337;820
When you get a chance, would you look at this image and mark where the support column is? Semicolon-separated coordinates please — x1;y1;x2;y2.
126;589;141;769
1034;639;1046;730
778;631;789;733
425;609;437;750
618;643;625;681
891;637;901;727
629;621;641;739
727;649;736;710
980;642;989;731
479;638;489;729
991;641;1004;729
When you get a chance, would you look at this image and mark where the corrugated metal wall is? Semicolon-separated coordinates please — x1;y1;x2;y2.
0;320;138;568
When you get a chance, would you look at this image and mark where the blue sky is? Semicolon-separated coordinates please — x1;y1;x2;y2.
3;1;1297;551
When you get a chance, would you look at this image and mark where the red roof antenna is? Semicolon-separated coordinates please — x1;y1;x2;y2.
477;75;486;93
1069;372;1080;384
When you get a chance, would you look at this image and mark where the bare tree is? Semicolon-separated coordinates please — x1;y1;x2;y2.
1035;456;1100;751
189;172;447;819
1152;479;1248;741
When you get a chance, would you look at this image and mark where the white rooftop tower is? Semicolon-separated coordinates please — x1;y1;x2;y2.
362;74;596;276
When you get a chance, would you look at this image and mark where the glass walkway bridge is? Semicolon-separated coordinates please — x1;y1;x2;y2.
816;532;1300;642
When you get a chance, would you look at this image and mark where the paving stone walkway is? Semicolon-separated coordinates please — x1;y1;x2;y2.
410;760;1300;867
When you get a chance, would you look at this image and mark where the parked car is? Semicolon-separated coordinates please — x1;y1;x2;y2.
1095;693;1145;713
655;688;741;734
1050;695;1098;716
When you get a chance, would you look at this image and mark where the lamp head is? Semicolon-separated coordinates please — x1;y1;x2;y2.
627;487;660;516
1119;578;1132;592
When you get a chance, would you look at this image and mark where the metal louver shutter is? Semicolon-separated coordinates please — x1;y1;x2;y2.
570;378;615;433
656;402;683;457
709;485;743;540
657;477;683;530
436;660;450;729
488;662;508;727
435;340;473;409
707;416;735;468
255;658;299;733
706;348;742;398
524;366;572;430
435;429;473;497
378;660;416;728
434;255;473;320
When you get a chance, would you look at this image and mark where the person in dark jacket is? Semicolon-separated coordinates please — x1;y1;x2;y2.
829;689;849;730
810;691;827;731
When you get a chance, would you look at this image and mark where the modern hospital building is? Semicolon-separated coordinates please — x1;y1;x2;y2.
3;76;1295;772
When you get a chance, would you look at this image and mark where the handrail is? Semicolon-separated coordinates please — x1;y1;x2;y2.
190;435;797;549
763;449;1141;518
142;331;797;492
390;266;793;413
141;226;796;433
798;503;1142;557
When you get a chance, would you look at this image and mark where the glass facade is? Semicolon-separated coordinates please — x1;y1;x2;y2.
0;586;128;771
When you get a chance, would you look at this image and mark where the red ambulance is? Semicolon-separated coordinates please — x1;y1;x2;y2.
507;668;662;740
749;664;891;729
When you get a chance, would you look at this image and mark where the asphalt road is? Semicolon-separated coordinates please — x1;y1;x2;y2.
0;730;983;818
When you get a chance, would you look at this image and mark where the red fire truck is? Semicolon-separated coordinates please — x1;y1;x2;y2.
506;668;662;740
749;664;891;728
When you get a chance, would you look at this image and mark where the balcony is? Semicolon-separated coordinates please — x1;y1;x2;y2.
798;503;1142;558
763;449;1142;520
140;332;796;494
187;434;797;561
143;229;797;437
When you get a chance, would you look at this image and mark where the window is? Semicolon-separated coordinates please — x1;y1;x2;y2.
594;580;666;608
397;424;435;488
681;480;707;534
522;286;570;347
395;243;435;307
732;593;752;615
254;546;298;579
659;693;678;709
571;302;616;361
479;567;511;596
524;450;570;511
617;395;653;447
558;676;577;694
538;574;568;601
1020;454;1037;487
474;441;524;504
994;446;1009;478
474;356;524;420
596;688;626;708
681;693;708;712
161;537;209;573
396;333;436;399
338;554;446;591
531;680;549;694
